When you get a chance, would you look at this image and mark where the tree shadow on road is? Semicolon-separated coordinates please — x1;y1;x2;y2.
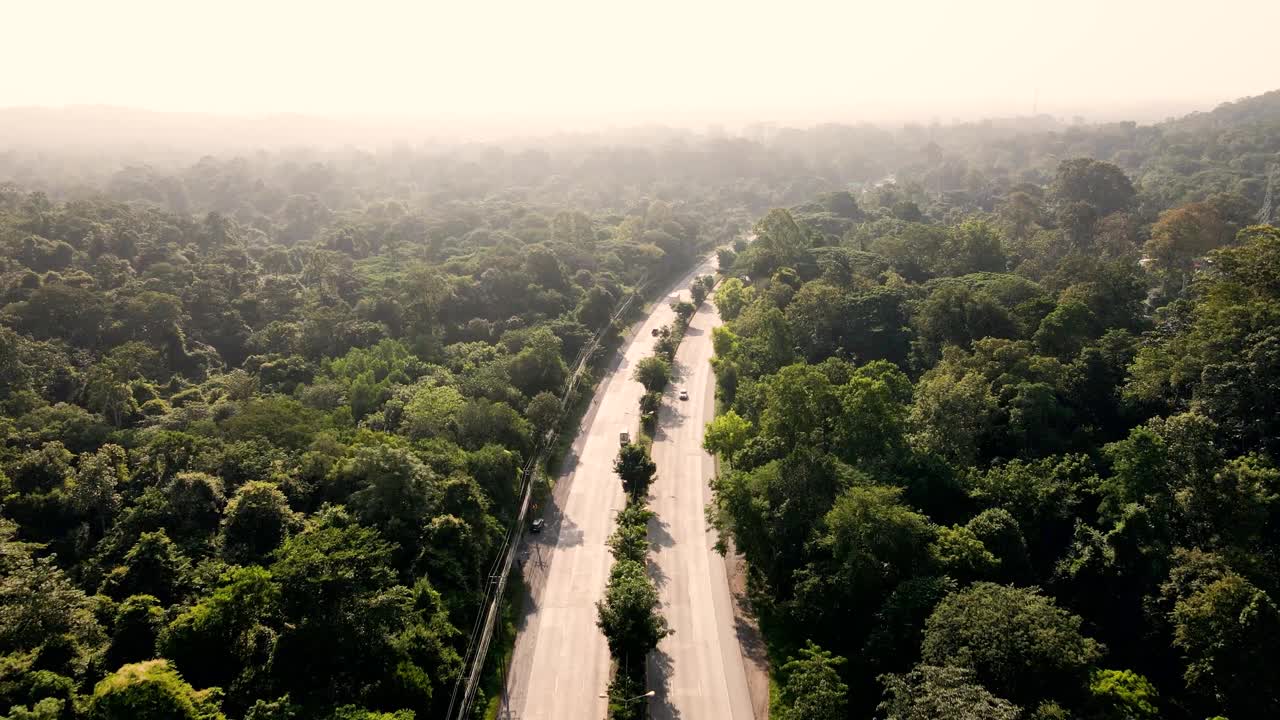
646;647;682;720
513;564;541;632
653;390;690;440
645;516;673;590
734;610;768;670
647;553;670;590
669;360;690;382
558;446;581;476
663;403;690;430
648;515;675;549
653;422;670;442
546;493;585;547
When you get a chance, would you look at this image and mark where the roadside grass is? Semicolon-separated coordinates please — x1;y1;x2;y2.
769;674;783;718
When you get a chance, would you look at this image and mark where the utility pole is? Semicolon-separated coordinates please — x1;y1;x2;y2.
448;275;651;720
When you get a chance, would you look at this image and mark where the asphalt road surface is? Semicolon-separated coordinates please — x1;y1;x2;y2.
501;254;722;720
646;282;755;720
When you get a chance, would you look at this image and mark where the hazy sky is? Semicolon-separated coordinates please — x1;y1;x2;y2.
5;0;1278;126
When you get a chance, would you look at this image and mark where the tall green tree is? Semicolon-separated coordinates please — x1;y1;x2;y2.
220;481;300;564
1171;572;1280;717
632;355;671;393
614;444;657;499
88;660;225;720
879;664;1020;720
595;559;668;668
921;583;1102;707
1050;158;1135;215
777;642;849;720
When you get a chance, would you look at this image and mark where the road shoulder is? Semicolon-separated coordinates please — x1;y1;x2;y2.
722;537;771;719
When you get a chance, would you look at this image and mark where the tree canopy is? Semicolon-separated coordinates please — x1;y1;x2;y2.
4;87;1280;719
701;97;1280;718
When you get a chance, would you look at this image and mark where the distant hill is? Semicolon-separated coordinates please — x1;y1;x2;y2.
1164;89;1280;131
1;91;1277;155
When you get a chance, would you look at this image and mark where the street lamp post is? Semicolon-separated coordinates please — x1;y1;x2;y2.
599;690;656;702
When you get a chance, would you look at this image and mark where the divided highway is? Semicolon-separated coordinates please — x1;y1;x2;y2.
646;282;756;719
500;253;735;720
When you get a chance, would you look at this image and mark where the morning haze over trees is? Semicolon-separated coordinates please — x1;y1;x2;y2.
2;15;1280;717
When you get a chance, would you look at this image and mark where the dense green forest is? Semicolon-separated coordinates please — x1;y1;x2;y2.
707;92;1280;720
0;88;1278;720
0;146;722;718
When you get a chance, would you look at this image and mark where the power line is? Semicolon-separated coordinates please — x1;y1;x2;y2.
447;275;651;720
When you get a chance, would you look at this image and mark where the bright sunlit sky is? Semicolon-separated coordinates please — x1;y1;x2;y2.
4;0;1279;127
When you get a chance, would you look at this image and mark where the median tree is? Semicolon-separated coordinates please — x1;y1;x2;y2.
605;671;648;720
615;444;657;499
639;391;663;417
596;560;669;669
672;300;697;327
633;355;671;393
691;281;710;306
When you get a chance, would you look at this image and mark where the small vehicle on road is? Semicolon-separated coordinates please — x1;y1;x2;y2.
619;430;630;445
678;389;689;400
530;518;545;533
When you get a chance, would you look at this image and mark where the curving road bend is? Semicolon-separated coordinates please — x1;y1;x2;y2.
500;253;721;720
